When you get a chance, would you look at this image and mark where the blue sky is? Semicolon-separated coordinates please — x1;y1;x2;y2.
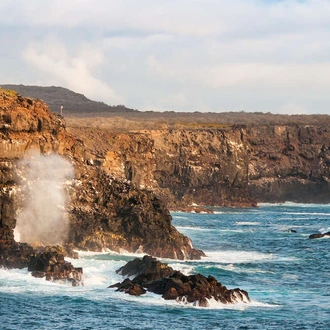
1;0;330;114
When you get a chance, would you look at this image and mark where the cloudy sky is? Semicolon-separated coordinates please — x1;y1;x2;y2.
1;0;330;114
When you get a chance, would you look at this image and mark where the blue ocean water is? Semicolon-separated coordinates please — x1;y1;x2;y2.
1;203;330;329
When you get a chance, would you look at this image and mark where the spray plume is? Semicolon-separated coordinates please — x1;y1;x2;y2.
14;151;74;245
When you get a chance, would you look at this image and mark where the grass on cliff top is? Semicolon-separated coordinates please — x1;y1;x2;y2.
66;116;233;132
0;88;18;97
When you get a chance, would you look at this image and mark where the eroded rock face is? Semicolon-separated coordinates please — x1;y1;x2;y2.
69;123;330;207
0;228;34;269
110;255;250;307
247;125;330;203
70;128;254;208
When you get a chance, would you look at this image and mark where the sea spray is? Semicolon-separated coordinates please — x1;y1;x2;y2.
14;151;74;245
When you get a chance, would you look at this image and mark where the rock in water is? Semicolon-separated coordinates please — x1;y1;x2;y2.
109;255;250;307
309;231;330;239
28;246;83;286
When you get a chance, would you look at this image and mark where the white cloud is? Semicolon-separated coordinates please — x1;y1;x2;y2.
22;38;123;104
1;0;330;114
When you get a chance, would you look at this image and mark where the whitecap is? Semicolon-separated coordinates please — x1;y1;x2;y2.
318;227;330;233
282;212;330;216
235;221;260;226
171;215;189;220
258;202;330;208
175;225;208;231
198;250;274;264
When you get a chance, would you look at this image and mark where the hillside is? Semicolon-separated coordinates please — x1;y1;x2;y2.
0;84;136;115
2;84;330;132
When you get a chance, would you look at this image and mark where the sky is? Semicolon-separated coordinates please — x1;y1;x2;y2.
1;0;330;114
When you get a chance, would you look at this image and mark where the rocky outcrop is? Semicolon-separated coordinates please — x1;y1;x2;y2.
0;228;34;269
0;88;204;266
28;245;83;286
68;169;205;259
110;255;250;307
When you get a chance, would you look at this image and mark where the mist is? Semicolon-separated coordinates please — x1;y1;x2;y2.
14;151;74;245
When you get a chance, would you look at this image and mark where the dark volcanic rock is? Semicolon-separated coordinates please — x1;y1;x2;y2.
68;169;205;260
110;255;250;307
0;229;34;269
309;231;330;239
109;278;146;296
28;246;83;286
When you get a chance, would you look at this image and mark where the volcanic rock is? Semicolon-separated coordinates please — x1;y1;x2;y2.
28;245;83;286
110;255;250;307
309;231;330;239
67;169;205;259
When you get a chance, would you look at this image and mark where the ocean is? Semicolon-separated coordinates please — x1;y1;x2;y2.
1;203;330;329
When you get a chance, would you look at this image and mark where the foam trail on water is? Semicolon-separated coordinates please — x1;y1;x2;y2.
14;151;74;245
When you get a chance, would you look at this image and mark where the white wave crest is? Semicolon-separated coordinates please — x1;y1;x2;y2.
175;226;208;231
235;222;260;226
200;250;274;264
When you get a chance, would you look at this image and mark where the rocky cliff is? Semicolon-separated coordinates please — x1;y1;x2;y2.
2;85;330;269
0;88;204;268
69;124;330;207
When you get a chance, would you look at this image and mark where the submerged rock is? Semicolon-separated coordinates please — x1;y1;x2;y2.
309;231;330;239
109;255;250;307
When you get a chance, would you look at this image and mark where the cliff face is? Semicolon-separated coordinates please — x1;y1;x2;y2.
69;124;330;207
247;125;330;203
68;128;252;208
0;88;204;264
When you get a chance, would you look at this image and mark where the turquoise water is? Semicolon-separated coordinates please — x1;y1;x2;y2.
1;203;330;329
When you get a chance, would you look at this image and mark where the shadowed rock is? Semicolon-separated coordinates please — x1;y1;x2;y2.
109;255;250;307
28;245;83;286
309;231;330;239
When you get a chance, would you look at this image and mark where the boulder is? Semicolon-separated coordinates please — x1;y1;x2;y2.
109;278;146;296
